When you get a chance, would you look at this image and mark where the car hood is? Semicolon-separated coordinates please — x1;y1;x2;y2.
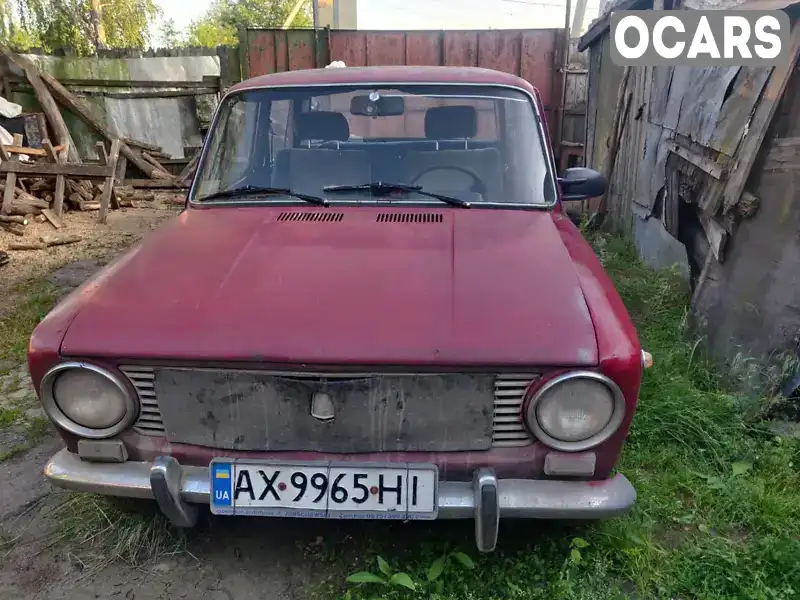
61;206;598;366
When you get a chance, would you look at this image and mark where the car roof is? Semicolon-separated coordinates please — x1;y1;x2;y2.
229;65;537;96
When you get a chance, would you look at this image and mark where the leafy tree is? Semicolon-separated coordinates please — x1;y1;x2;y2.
0;0;160;54
157;17;185;48
187;0;312;48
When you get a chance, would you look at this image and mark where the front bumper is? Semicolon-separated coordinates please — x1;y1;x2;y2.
44;449;636;551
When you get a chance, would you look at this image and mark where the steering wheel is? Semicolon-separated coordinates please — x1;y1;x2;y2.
410;166;487;197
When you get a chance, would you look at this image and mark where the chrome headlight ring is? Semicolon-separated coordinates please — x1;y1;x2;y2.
39;362;138;439
524;370;626;452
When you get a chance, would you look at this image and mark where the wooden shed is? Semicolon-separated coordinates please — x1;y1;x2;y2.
579;0;800;393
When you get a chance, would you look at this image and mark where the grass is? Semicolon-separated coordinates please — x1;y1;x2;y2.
53;494;187;568
0;279;59;365
335;234;800;600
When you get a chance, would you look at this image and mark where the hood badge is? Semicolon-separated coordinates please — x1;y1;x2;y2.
311;391;335;422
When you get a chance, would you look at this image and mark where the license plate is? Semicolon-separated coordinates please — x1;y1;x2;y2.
209;460;439;520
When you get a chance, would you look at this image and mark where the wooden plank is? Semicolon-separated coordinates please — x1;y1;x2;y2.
98;139;121;224
0;49;80;163
41;139;58;162
664;167;680;237
41;208;63;229
96;141;109;165
667;140;728;180
115;155;128;183
0;145;63;157
700;213;728;261
722;21;800;213
0;161;113;178
123;178;188;189
1;143;18;215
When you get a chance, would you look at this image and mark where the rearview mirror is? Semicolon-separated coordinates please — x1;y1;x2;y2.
350;94;405;117
558;167;606;200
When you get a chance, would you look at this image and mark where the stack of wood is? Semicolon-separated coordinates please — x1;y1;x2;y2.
0;48;191;228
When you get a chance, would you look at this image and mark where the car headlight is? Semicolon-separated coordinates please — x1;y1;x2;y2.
40;363;137;438
524;371;625;451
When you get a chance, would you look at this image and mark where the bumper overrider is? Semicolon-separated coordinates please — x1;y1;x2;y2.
45;449;636;552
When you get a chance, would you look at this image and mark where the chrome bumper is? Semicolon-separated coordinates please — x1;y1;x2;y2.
44;449;636;552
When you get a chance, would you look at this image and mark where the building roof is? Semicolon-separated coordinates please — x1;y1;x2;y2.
229;65;536;94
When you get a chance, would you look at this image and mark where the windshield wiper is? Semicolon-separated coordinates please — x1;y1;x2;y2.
323;182;471;208
198;185;328;206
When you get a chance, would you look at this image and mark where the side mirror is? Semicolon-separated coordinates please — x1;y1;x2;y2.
558;167;606;200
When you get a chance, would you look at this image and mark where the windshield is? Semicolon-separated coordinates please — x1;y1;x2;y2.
191;83;557;207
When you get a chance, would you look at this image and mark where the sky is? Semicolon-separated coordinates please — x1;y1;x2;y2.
153;0;601;41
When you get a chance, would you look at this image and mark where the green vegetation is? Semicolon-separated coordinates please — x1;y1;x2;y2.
339;234;800;600
54;494;186;567
185;0;312;47
0;0;160;54
0;280;58;365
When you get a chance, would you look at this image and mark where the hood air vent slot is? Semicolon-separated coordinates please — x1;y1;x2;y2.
277;212;344;222
377;213;443;223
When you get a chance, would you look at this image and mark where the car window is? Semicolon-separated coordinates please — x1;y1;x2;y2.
195;94;260;198
193;84;555;207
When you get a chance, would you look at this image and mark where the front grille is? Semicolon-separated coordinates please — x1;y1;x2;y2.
122;367;536;448
121;366;165;436
492;374;539;447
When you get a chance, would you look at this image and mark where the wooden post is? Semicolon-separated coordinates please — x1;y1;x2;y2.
1;143;17;216
43;139;69;217
99;139;121;224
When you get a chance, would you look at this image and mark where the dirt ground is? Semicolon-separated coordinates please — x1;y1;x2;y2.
1;200;466;600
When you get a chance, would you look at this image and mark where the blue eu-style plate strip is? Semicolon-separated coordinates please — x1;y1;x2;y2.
212;462;233;508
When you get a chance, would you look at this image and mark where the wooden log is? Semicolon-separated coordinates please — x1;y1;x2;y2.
81;202;100;211
115;185;135;197
179;151;200;182
41;208;64;229
99;139;121;224
8;241;47;250
40;234;82;246
0;49;80;163
0;222;25;236
141;152;171;175
67;180;94;202
34;214;46;223
123;137;163;153
29;178;51;192
0;215;27;225
67;193;85;209
6;204;41;216
0;184;47;207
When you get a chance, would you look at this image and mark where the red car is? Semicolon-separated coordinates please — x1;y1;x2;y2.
31;66;643;552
